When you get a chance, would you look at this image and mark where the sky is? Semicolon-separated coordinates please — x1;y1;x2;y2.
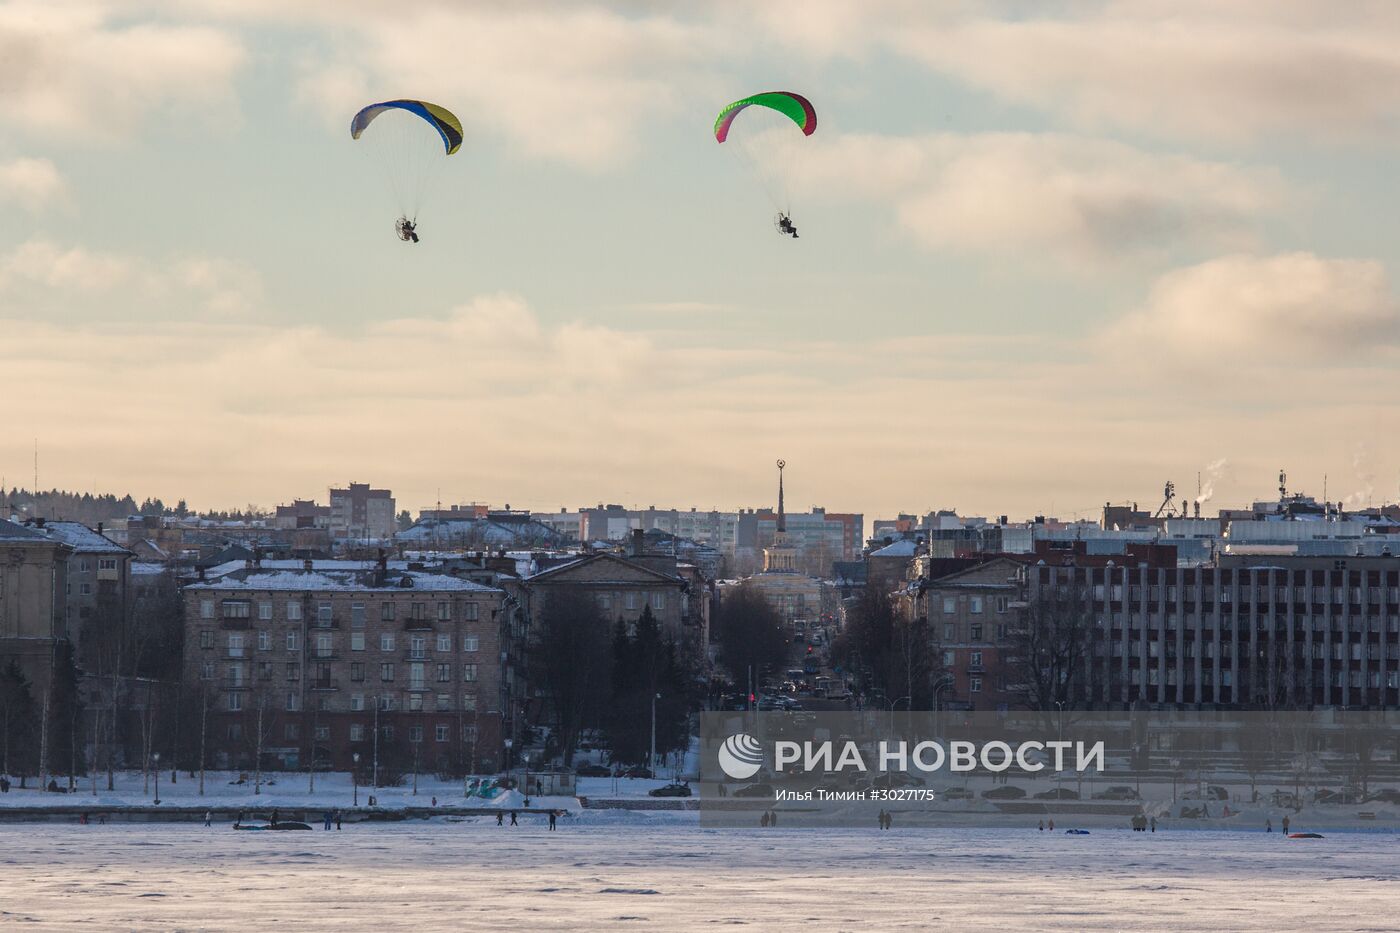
2;1;1399;523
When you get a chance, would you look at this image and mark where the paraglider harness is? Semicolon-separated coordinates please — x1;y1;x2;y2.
775;213;798;238
396;217;419;243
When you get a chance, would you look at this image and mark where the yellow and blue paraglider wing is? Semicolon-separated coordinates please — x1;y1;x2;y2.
351;100;464;155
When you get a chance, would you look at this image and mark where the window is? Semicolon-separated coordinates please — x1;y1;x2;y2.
462;663;478;682
351;632;365;651
317;603;333;626
463;635;479;653
349;724;364;742
286;662;300;681
380;633;395;652
381;601;395;621
258;602;272;620
971;651;983;668
315;725;330;742
79;583;91;597
227;723;243;740
351;603;365;627
970;677;982;693
79;559;90;573
227;633;245;657
436;724;450;742
286;601;302;620
286;631;300;651
351;693;365;711
464;602;479;621
200;661;214;680
462;724;478;743
437;601;451;621
257;630;271;651
943;624;956;641
350;662;365;682
462;693;477;711
408;725;424;743
970;624;983;641
437;663;452;683
316;633;333;658
380;662;395;682
436;634;452;653
597;594;612;610
652;592;666;611
200;599;214;619
411;602;427;621
227;692;243;711
199;630;214;649
408;693;424;711
436;693;452;711
942;651;954;667
625;592;639;611
409;635;426;659
410;663;425;691
284;723;300;740
995;597;1008;614
259;662;273;681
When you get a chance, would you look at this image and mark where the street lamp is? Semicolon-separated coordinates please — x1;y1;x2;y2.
504;738;514;791
352;752;360;807
649;692;661;776
1054;701;1066;796
152;752;161;805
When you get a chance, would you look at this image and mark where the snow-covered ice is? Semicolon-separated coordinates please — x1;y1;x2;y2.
0;818;1395;930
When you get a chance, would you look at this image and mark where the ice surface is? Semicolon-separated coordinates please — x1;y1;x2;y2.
0;819;1394;930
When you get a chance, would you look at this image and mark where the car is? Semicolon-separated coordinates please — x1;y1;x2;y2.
943;787;974;801
1363;788;1400;804
1314;788;1363;805
1182;785;1228;801
1092;785;1141;801
649;782;693;798
981;785;1027;800
733;783;775;798
1269;790;1302;809
1034;787;1080;800
575;764;610;778
619;766;653;779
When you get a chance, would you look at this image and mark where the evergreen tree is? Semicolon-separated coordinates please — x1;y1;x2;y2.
0;659;39;783
46;643;84;784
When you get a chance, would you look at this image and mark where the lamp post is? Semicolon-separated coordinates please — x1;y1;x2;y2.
504;738;514;791
1054;701;1065;796
649;692;660;776
352;752;360;807
152;752;161;805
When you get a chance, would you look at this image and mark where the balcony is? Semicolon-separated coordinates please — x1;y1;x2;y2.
402;617;435;631
310;679;339;691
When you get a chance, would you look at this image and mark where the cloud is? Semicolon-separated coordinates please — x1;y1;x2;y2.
890;3;1400;145
1105;252;1400;356
0;2;245;141
0;158;66;210
797;133;1285;266
0;240;262;317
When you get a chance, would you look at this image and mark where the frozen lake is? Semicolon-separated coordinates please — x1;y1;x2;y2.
0;816;1394;930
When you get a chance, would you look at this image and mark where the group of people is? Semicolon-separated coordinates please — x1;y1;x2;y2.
1265;816;1291;834
759;810;779;827
877;809;893;830
1130;814;1157;832
495;809;560;830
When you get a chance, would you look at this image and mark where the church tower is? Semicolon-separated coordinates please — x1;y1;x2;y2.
763;459;797;573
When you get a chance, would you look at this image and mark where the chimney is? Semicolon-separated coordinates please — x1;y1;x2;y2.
198;566;206;581
96;522;104;536
631;528;645;558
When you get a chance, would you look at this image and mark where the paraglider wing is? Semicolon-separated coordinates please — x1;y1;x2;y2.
714;91;816;144
351;100;464;155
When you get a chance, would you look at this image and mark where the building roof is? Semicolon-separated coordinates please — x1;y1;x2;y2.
185;567;501;594
0;519;48;542
870;539;918;558
524;551;685;586
1;520;129;554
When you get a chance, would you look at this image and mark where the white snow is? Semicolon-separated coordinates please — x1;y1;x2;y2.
0;820;1395;930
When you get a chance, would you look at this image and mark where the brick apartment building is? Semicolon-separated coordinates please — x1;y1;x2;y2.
183;558;522;775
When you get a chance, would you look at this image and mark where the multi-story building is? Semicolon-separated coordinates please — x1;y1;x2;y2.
920;557;1026;711
329;483;396;543
273;500;331;531
182;557;519;775
1027;549;1400;709
0;519;71;696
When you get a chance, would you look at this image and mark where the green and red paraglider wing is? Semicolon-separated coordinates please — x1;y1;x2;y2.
714;92;816;143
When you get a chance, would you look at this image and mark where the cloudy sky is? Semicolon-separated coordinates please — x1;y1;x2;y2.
2;1;1399;523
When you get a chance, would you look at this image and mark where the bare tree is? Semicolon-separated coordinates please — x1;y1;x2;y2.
530;587;612;767
1007;588;1094;712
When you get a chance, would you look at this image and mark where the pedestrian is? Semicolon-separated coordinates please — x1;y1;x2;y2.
496;811;504;826
1150;816;1156;833
536;778;543;797
1282;816;1290;835
323;810;333;831
548;810;557;831
1048;819;1054;832
770;810;778;828
876;809;884;830
334;809;342;831
1038;819;1044;832
760;811;769;828
1266;818;1272;833
885;810;893;830
204;810;212;827
271;808;280;827
509;810;518;826
236;808;246;828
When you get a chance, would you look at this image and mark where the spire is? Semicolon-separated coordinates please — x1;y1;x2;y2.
776;459;786;534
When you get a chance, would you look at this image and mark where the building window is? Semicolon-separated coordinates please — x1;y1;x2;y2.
463;635;479;653
286;631;301;651
350;603;366;627
597;594;612;610
409;635;426;659
411;602;427;621
350;694;365;711
970;597;983;614
380;725;395;741
349;724;364;742
436;694;452;711
408;693;424;711
944;624;956;641
228;723;243;740
380;663;395;682
970;677;982;693
286;662;300;681
409;663;426;691
652;592;666;611
995;597;1008;614
199;630;214;649
200;600;214;619
316;633;333;658
200;661;214;680
462;724;478;743
227;633;245;657
380;633;395;652
381;601;395;621
462;663;478;682
227;692;243;711
351;662;365;682
435;724;450;742
625;593;639;611
971;651;983;668
464;602;479;621
409;725;423;743
79;583;91;597
436;663;452;683
970;624;983;641
462;693;477;711
436;634;452;653
223;600;252;619
942;597;955;614
287;601;302;620
259;662;273;681
315;725;330;742
258;602;272;620
317;603;333;626
437;601;451;621
285;723;300;740
351;632;365;651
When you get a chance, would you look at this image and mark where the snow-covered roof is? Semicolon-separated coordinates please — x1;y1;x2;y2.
186;567;501;594
0;519;47;541
870;540;918;558
0;520;129;554
130;561;169;576
201;558;434;580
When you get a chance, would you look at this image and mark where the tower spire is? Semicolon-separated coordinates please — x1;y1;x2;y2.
776;459;786;534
